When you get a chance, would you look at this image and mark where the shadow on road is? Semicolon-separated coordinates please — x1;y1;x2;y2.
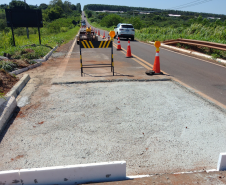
0;107;20;144
83;72;134;78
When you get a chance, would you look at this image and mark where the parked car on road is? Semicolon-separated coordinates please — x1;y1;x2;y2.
114;23;135;41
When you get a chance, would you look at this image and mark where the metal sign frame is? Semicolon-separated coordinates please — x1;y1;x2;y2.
79;40;114;77
5;9;43;46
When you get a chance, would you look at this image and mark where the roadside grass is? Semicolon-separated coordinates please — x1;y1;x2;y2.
88;21;114;32
0;26;80;72
0;26;80;58
85;13;114;33
135;24;226;44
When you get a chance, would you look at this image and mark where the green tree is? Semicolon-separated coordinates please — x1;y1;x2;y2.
76;3;81;13
50;0;63;8
71;4;76;10
100;14;123;27
215;19;222;26
86;10;92;18
9;0;30;9
202;18;209;25
197;15;203;23
128;17;142;29
0;19;7;31
39;3;48;10
47;6;63;21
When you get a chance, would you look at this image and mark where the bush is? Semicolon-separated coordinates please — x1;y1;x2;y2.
90;18;95;23
60;27;69;32
128;17;143;29
100;14;124;28
47;17;76;33
0;61;17;71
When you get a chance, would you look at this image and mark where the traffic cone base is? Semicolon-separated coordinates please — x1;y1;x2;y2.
126;40;132;57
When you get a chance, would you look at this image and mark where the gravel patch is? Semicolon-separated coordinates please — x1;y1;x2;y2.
0;81;226;175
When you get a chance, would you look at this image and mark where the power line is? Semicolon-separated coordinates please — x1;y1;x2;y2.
169;0;214;10
169;0;204;9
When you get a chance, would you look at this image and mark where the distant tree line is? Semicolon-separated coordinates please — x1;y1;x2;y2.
84;4;226;20
0;0;82;31
0;0;82;32
86;9;226;30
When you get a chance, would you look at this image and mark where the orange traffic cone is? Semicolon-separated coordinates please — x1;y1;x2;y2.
98;30;100;36
126;40;132;58
103;31;106;39
153;51;161;73
117;37;122;50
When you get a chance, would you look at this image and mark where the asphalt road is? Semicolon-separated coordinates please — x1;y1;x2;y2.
82;12;226;106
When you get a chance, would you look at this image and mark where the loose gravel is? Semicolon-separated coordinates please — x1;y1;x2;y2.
0;81;226;175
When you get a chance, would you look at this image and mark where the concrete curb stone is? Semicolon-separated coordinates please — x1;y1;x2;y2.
6;74;30;98
0;74;30;133
0;161;126;184
0;96;17;133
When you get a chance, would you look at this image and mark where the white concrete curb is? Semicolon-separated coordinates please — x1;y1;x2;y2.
6;74;30;98
0;96;17;132
217;153;226;171
0;74;30;133
9;45;58;75
149;41;226;65
0;161;126;185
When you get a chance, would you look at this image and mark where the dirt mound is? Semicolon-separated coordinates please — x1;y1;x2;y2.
0;69;19;95
13;59;30;68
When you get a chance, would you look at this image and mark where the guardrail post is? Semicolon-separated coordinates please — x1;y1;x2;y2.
80;40;83;77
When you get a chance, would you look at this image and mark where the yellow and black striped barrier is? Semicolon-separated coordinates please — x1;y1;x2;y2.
79;39;114;77
80;40;112;49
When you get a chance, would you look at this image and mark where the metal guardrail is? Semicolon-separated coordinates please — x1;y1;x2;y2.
163;39;226;51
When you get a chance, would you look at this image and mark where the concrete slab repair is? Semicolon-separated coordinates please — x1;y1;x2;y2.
1;80;226;178
1;37;226;184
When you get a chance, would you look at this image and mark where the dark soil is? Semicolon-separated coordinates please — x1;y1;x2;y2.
0;70;19;95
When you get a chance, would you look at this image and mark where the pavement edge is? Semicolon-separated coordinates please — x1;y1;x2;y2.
172;77;226;114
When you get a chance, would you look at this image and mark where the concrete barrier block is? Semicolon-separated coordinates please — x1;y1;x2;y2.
0;96;17;132
6;74;30;98
217;153;226;171
19;161;126;184
33;59;46;63
10;67;28;75
28;62;42;69
0;170;20;184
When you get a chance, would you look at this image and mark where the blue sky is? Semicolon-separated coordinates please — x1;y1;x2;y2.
1;0;226;15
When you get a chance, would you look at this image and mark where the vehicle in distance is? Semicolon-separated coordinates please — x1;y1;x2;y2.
81;20;86;27
76;26;98;45
114;23;135;41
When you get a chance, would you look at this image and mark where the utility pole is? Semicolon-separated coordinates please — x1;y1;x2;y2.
24;0;29;39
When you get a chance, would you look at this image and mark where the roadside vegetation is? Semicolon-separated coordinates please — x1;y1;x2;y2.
0;0;81;95
0;0;81;71
84;4;226;60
